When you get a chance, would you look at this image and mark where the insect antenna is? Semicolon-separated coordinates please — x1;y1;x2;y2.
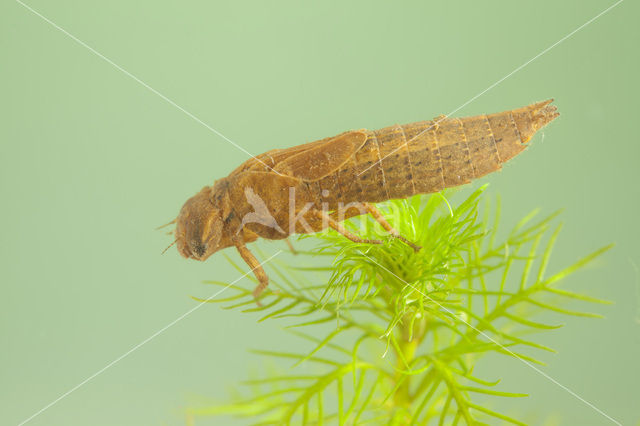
156;218;177;230
161;239;178;255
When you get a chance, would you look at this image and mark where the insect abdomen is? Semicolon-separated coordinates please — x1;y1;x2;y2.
382;100;557;198
315;100;558;206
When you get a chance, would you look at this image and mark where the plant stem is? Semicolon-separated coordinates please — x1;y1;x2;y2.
393;311;427;408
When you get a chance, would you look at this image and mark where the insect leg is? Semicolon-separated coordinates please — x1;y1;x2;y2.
233;238;270;303
364;203;421;252
314;210;384;246
284;238;298;254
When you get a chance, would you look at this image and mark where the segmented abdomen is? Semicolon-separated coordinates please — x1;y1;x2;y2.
316;99;558;205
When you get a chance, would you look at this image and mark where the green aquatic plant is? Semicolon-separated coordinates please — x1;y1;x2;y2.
186;185;611;425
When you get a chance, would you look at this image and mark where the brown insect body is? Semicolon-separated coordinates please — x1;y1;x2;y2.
174;100;559;298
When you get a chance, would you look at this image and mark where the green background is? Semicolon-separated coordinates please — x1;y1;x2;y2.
1;1;638;425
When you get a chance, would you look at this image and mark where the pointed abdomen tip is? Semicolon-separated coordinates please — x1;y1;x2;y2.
531;99;559;130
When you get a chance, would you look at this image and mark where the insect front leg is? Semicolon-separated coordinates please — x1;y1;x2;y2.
313;210;384;246
233;237;270;303
364;203;421;252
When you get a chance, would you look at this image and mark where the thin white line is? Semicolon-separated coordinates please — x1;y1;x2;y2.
14;0;285;176
360;252;621;425
17;250;283;426
358;0;624;177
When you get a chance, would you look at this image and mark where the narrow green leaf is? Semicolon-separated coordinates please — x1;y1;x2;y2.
353;371;384;424
249;350;341;366
285;315;335;329
543;244;614;287
344;370;366;422
438;395;453;426
544;287;612;304
460;386;528;398
526;298;604;318
258;300;300;322
467;401;527;425
293;326;349;367
242;296;282;313
503;312;563;330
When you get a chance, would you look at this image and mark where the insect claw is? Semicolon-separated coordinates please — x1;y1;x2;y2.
252;287;265;307
285;238;298;254
395;235;421;252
